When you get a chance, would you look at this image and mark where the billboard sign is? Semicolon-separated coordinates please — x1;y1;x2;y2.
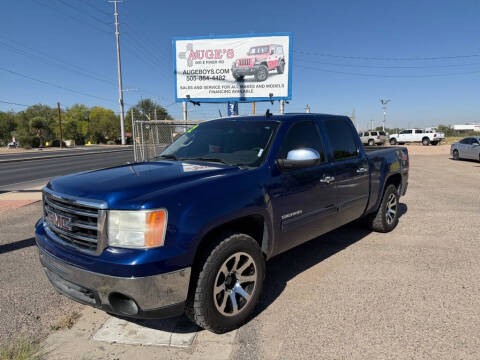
173;33;292;103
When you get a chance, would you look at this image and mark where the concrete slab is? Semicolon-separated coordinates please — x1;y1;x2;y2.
93;316;198;348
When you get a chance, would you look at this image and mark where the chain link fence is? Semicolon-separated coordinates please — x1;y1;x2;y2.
133;120;204;162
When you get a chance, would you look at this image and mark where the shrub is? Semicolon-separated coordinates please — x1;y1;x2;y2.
18;135;40;148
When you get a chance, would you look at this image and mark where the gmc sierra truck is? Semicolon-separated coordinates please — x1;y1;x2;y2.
35;113;409;333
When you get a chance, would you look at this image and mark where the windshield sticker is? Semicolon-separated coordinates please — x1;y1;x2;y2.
187;124;198;133
181;163;220;172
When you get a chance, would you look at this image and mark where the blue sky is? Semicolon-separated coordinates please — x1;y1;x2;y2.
1;0;479;129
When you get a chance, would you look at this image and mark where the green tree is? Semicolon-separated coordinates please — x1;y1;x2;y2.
0;111;16;145
127;99;173;121
89;106;119;143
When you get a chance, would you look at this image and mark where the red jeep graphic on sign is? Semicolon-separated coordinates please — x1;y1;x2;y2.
232;44;285;82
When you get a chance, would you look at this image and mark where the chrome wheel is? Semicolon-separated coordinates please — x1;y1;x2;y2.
213;252;257;317
385;193;397;225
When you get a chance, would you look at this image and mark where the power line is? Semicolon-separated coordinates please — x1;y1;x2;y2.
31;0;111;35
55;0;111;28
296;64;480;78
0;40;116;86
0;100;30;107
295;58;480;69
294;49;480;61
0;66;116;103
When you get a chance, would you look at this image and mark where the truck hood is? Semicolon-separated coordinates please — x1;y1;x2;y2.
47;161;239;208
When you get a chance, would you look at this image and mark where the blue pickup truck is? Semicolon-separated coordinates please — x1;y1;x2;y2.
35;113;408;333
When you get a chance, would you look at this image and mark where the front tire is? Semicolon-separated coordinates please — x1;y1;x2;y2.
185;234;265;333
390;138;397;145
452;149;460;160
254;65;268;82
366;184;400;233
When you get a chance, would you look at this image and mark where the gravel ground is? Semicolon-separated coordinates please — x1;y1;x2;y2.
231;152;480;360
0;202;82;345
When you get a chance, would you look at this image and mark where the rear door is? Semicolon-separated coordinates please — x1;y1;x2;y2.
321;117;370;226
269;119;337;253
414;129;424;142
460;138;472;158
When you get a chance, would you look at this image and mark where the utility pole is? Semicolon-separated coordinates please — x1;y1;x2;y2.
380;99;391;132
110;0;126;145
57;102;63;148
279;100;285;114
370;119;374;130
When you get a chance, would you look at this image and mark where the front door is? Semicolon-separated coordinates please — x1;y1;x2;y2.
321;118;370;226
268;120;337;254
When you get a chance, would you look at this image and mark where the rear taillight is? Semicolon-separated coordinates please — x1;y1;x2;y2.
377;136;380;139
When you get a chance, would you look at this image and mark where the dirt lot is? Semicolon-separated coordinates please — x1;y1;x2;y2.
1;145;479;359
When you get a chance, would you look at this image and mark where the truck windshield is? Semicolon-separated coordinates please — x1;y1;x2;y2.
159;120;278;167
248;46;269;55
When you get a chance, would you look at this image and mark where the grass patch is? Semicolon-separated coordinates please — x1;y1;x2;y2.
0;339;42;360
50;311;81;331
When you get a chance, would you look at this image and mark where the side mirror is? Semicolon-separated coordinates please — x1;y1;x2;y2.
276;148;321;171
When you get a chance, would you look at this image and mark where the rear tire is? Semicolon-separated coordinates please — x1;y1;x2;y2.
366;184;400;233
185;233;265;333
368;139;375;146
390;138;397;145
276;60;285;74
422;137;430;146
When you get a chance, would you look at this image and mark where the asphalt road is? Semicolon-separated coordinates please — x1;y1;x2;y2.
0;149;133;191
0;146;131;162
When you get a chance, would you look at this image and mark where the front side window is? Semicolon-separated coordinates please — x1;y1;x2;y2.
323;118;359;161
415;130;423;134
379;131;386;135
400;130;413;134
278;120;325;162
160;120;278;167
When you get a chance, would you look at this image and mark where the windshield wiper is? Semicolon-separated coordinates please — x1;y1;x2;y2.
180;157;230;165
155;154;178;161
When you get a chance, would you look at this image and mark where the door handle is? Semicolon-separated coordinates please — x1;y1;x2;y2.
320;175;335;184
356;167;368;174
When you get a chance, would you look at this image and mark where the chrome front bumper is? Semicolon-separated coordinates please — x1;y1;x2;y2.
38;246;191;319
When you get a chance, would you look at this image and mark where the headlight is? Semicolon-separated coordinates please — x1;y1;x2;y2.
108;209;167;249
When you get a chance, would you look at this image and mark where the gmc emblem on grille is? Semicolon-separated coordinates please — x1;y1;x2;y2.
47;211;73;231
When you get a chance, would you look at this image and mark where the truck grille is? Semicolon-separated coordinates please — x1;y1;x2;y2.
43;191;101;252
238;58;252;66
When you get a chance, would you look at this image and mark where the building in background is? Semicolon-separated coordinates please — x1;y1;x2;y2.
452;124;480;133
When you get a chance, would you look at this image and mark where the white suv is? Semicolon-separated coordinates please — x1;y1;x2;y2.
389;129;443;146
359;131;388;146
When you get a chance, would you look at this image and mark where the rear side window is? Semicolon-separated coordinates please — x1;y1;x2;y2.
371;131;378;136
279;120;325;161
415;130;423;134
323;118;359;161
379;131;386;135
460;138;472;144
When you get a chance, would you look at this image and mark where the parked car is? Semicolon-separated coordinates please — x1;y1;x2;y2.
359;131;388;146
389;128;443;146
35;113;409;333
451;136;480;161
232;44;285;82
